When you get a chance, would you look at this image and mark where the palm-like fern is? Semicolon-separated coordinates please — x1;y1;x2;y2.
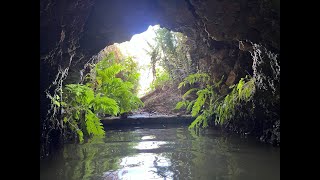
60;53;143;142
175;73;255;129
215;75;255;124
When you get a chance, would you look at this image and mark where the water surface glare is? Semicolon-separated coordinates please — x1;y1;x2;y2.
40;125;280;180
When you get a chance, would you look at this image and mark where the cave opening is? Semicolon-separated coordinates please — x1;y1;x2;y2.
41;0;279;179
81;24;194;118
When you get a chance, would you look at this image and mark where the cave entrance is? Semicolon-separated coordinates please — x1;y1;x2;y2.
93;25;192;115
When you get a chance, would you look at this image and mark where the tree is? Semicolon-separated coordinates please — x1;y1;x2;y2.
144;27;192;85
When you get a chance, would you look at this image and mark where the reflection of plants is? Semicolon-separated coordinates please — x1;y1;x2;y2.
215;137;241;178
227;155;241;177
63;138;118;180
62;131;139;180
175;128;240;179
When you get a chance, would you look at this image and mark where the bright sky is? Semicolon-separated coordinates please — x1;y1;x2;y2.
116;25;160;97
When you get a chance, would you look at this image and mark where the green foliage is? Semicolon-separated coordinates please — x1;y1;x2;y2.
175;73;220;128
91;95;119;116
175;101;187;110
149;68;171;90
215;76;255;124
62;84;114;142
87;57;143;114
85;110;105;137
47;94;62;107
60;53;144;142
175;73;255;129
189;113;206;128
145;27;192;85
118;56;141;94
182;88;198;99
178;73;210;88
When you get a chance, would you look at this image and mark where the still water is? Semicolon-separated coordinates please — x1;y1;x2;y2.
40;125;280;180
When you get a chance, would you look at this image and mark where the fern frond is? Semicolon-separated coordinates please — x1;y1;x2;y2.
189;114;206;129
186;100;195;112
92;95;119;115
214;75;225;88
175;101;185;110
178;73;210;88
85;110;105;137
191;90;207;117
77;130;84;143
237;78;245;96
182;88;198;99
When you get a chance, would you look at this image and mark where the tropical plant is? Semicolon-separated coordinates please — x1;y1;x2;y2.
175;73;255;129
85;55;143;114
215;75;255;124
145;27;192;85
149;68;171;91
54;53;143;143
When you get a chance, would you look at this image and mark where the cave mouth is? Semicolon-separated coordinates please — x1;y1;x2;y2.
95;24;190;99
100;25;158;98
40;0;280;164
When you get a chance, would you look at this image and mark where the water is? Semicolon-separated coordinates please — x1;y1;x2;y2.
40;125;280;180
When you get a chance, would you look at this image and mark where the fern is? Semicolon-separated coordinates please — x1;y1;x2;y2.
176;73;256;130
175;100;189;110
176;73;218;128
238;77;255;101
182;88;198;99
237;78;245;96
215;76;255;124
189;114;206;128
191;89;207;117
85;110;105;137
91;95;119;115
186;100;195;112
178;73;210;88
60;52;144;143
76;129;84;143
149;68;171;90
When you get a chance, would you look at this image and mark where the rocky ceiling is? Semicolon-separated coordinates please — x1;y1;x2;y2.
40;0;279;68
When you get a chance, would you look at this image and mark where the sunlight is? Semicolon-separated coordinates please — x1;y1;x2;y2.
117;25;160;97
103;153;173;179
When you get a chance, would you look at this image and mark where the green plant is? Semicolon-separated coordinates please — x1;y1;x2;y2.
145;27;192;84
149;68;171;90
85;55;144;114
58;53;143;143
215;75;255;124
175;73;255;129
175;73;222;128
118;56;141;94
61;84;115;142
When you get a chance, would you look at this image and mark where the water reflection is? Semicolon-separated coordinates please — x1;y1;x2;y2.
103;153;173;180
40;126;280;180
134;141;167;150
141;135;156;140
